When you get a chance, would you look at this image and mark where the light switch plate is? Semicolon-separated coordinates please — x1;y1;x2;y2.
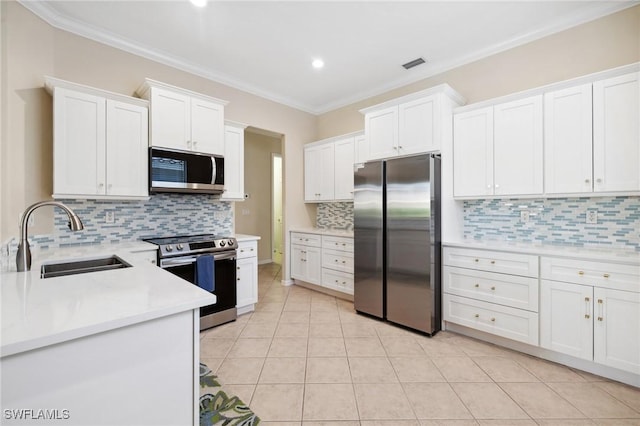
520;211;530;223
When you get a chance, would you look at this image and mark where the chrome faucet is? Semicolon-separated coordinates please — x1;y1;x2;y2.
16;201;84;272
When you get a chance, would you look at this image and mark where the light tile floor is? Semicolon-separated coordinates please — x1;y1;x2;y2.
200;263;640;426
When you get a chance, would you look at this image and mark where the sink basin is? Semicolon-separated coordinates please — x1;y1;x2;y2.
40;255;132;279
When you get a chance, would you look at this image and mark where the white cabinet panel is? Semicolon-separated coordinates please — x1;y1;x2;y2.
544;84;593;194
354;133;368;164
221;124;245;201
540;280;593;360
291;234;322;286
334;137;354;200
593;288;640;374
191;97;225;155
453;107;494;197
443;247;539;278
593;72;640;192
398;95;439;155
237;256;258;308
366;106;398;161
304;143;335;201
149;86;190;151
493;95;543;196
105;100;148;197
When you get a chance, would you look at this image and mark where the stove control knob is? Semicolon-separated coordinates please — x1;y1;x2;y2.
219;240;226;247
177;244;184;251
166;245;173;252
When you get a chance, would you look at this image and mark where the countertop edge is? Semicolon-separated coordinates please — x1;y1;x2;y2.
289;228;353;238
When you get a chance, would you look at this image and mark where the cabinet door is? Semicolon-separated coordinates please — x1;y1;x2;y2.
540;280;593;361
236;256;258;308
453;107;494;197
366;106;398;160
304;145;322;201
53;87;106;196
291;245;307;280
305;246;322;285
221;125;244;200
399;95;439;155
593;288;640;374
544;84;593;194
334;137;354;200
191;97;225;155
319;144;335;200
150;87;190;151
354;133;368;164
593;72;640;192
493;95;543;196
105;100;149;197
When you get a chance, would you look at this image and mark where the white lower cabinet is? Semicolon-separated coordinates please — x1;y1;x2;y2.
236;240;258;314
291;232;322;285
540;256;640;375
290;232;353;295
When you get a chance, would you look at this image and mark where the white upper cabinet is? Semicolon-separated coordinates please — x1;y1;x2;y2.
544;84;593;194
220;122;246;201
593;72;640;193
334;137;355;200
47;77;149;199
453;107;494;197
304;131;361;202
354;132;368;165
366;106;398;160
493;95;543;196
304;143;335;202
362;85;464;162
137;79;227;155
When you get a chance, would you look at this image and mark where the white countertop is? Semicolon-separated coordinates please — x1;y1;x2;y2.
444;239;640;265
1;241;216;357
234;233;261;242
290;227;354;238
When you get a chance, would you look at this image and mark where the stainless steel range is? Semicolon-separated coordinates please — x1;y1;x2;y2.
144;234;238;330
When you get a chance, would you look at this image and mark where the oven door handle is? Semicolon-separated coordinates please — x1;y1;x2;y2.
160;251;237;268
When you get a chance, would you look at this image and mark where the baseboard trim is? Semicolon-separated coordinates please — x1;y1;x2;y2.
281;279;295;286
292;279;354;302
258;259;273;265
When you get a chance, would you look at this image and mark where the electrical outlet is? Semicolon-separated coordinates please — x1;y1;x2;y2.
586;210;598;224
105;211;115;224
520;211;530;223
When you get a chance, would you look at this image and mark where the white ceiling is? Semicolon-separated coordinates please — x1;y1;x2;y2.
20;1;638;114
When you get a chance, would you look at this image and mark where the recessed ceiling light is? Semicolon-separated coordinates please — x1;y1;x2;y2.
190;0;207;7
312;59;325;69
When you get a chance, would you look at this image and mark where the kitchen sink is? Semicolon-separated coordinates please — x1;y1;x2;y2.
40;255;132;279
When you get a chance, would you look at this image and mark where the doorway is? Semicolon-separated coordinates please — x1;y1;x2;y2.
272;153;283;264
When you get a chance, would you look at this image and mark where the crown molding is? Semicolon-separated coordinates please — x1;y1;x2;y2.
18;0;639;116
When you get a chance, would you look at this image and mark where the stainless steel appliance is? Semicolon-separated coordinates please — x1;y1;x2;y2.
354;154;441;335
144;234;238;330
149;148;224;194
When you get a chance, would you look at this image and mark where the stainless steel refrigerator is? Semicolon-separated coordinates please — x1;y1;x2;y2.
354;154;441;335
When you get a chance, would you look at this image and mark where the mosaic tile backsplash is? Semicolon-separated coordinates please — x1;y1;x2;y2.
22;194;233;250
463;196;640;251
317;202;353;231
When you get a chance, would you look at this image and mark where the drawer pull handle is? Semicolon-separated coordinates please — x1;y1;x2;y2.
474;284;479;288
603;273;610;278
578;271;584;275
474;314;479;318
491;286;496;291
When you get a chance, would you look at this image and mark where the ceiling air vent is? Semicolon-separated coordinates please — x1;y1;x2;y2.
402;57;426;70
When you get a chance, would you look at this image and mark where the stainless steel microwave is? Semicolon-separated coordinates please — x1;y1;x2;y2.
149;147;224;194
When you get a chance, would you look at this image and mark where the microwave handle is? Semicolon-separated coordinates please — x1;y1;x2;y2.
211;157;216;185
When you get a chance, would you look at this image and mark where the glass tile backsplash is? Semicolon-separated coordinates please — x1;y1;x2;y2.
26;194;233;249
463;196;640;251
317;202;353;231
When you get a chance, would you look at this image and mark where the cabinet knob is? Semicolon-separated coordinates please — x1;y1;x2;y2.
474;314;479;318
495;184;500;189
342;260;346;264
486;185;491;189
491;286;496;291
596;178;602;183
398;146;403;149
585;179;590;183
603;273;610;278
474;283;479;288
490;260;495;265
597;317;603;321
237;266;240;270
585;314;591;319
237;277;240;281
490;318;496;322
578;271;584;275
474;258;479;262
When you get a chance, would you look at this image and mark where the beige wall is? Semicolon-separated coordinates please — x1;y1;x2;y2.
235;131;282;263
317;5;640;139
0;1;318;279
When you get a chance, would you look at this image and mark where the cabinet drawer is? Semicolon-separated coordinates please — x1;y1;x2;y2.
322;235;354;253
322;249;354;273
291;232;322;247
541;257;640;293
237;240;258;259
443;294;539;345
322;268;354;295
443;247;539;277
443;266;538;312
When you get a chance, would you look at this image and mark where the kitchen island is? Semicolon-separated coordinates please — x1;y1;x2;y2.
0;242;216;425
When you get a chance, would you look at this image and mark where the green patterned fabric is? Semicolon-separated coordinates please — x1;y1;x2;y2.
199;363;260;426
